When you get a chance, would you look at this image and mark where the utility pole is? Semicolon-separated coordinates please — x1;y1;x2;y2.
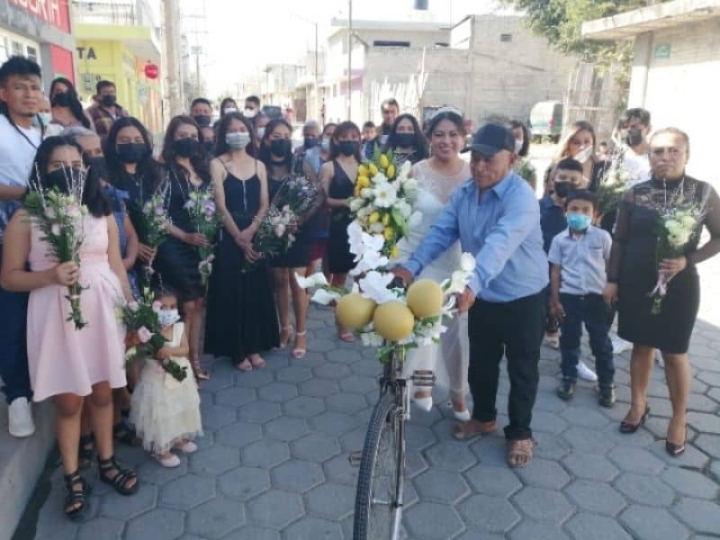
347;0;352;120
163;0;184;116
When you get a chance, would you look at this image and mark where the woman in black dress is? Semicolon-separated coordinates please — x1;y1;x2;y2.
205;113;279;371
319;121;361;341
259;119;318;358
381;113;429;167
154;115;212;380
605;128;720;455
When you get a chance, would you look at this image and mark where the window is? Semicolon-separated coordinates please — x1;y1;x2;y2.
372;40;410;48
0;37;7;64
11;41;22;56
500;34;512;42
26;46;38;63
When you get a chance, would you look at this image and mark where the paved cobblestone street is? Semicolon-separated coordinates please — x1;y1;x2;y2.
27;258;720;540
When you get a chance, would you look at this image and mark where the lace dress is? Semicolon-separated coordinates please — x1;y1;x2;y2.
130;322;203;454
394;159;471;398
610;176;720;353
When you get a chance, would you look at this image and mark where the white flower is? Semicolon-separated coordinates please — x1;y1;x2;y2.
274;224;286;237
408;211;422;228
357;206;372;219
358;271;396;304
446;270;470;294
360;188;373;199
681;216;697;229
295;272;329;289
369;222;385;234
351;251;389;276
460;253;476;273
398;161;412;180
360;332;384;347
372;183;398;209
310;288;342;305
349;198;365;212
401;177;418;193
395;199;412;219
371;173;389;185
664;219;681;234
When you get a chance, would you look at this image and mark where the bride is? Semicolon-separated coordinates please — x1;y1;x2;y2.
393;108;471;420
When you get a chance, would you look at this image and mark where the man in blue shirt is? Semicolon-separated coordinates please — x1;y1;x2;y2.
393;124;548;467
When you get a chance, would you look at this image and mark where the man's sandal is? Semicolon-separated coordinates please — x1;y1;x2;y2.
98;456;139;496
63;470;92;521
506;438;535;468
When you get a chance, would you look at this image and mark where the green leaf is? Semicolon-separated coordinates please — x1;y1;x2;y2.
391;208;408;237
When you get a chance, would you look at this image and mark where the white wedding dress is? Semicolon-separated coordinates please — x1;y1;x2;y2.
394;159;471;403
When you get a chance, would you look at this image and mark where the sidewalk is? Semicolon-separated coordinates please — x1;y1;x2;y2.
19;260;720;539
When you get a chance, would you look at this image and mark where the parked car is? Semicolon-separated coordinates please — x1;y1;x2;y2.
530;100;563;143
262;105;283;120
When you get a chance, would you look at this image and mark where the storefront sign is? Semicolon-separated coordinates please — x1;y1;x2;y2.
654;44;671;60
7;0;71;33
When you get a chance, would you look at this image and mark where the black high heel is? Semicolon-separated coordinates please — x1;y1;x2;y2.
665;427;687;457
619;405;650;433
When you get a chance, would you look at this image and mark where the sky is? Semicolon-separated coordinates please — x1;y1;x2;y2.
180;0;500;97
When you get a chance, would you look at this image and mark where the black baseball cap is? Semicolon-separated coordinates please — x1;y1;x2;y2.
462;123;516;156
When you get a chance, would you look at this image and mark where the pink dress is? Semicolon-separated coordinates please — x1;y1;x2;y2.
27;215;127;402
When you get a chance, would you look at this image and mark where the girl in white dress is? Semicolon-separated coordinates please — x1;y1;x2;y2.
131;288;203;467
394;109;471;420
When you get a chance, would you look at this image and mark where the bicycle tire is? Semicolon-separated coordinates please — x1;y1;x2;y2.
353;390;404;540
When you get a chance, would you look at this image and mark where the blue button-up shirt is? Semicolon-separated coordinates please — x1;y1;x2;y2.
403;171;548;303
547;225;611;296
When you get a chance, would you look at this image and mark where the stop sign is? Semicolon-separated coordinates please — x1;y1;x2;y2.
144;63;159;80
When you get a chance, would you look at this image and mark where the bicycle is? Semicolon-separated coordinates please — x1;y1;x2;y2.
351;345;435;540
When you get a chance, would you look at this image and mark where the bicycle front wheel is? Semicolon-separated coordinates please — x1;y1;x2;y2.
353;390;405;540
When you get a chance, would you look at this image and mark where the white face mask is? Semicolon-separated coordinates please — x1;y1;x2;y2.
256;127;266;140
157;308;180;328
243;108;257;118
226;131;251;149
514;139;523;154
223;107;238;115
321;137;331;151
574;146;594;164
37;112;52;126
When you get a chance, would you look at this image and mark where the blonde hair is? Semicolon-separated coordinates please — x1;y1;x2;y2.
554;120;597;162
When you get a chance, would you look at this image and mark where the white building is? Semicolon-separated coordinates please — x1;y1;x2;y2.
583;0;720;187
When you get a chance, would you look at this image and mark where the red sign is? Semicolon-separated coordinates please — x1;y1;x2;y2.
9;0;71;33
144;63;159;80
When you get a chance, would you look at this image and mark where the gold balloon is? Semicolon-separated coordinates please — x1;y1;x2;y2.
406;279;444;319
373;301;415;342
336;293;377;330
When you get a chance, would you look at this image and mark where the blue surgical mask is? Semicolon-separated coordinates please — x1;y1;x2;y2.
567;213;592;231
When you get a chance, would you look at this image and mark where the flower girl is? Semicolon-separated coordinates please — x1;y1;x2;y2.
131;288;203;467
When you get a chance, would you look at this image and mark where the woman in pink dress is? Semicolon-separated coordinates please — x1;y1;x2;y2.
0;137;139;521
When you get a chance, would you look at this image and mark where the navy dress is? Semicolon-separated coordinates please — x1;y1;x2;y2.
204;172;279;363
327;160;356;274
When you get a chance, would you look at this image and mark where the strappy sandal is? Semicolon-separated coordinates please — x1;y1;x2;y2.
98;456;139;496
275;326;293;350
78;433;95;470
506;438;535;468
237;358;253;372
63;470;92;521
452;420;497;441
249;354;266;369
293;331;307;359
192;359;211;381
113;420;141;447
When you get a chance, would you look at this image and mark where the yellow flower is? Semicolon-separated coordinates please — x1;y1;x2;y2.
379;154;390;169
384;227;395;241
369;211;380;224
386;164;396;180
354;185;361;197
368;163;379;176
357;176;370;189
358;164;369;177
390;245;399;259
382;213;390;226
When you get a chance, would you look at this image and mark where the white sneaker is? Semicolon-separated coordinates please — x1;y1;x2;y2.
577;360;598;382
8;397;35;438
612;338;632;354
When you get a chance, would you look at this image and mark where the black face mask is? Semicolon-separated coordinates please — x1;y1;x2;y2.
101;94;117;107
553;181;571;198
395;133;415;149
173;138;201;158
51;92;72;108
624;128;644;147
85;156;107;181
44;168;82;193
338;140;359;157
193;115;212;128
117;143;149;164
270;139;292;157
304;137;318;150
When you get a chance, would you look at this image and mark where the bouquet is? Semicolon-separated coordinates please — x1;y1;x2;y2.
597;156;632;218
24;169;88;330
184;189;222;285
649;204;704;315
119;290;187;382
349;148;420;260
278;175;321;218
297;225;476;364
128;184;171;278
